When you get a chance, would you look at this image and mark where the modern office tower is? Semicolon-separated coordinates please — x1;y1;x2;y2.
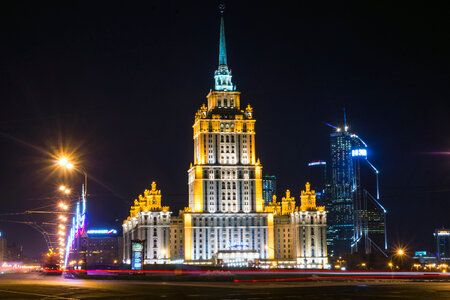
262;175;277;206
327;122;387;257
328;128;355;256
351;134;387;256
434;229;450;261
86;228;120;269
122;182;171;265
307;161;327;203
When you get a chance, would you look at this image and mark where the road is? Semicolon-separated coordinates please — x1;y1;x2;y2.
0;272;449;299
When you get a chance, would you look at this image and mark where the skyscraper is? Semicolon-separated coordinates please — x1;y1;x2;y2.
328;129;355;256
185;9;273;261
262;175;277;206
122;8;328;269
327;122;387;257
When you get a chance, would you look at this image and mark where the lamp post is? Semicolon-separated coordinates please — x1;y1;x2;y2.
57;157;88;199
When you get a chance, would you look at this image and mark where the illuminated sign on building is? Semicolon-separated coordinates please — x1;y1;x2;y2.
437;231;450;236
308;161;327;166
87;229;117;235
415;251;427;257
352;149;367;157
131;241;144;270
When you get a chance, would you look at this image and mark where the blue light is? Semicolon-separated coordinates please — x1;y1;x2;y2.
87;229;117;235
308;161;326;166
352;149;367;157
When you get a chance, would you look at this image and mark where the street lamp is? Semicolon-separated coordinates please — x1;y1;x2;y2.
56;156;87;198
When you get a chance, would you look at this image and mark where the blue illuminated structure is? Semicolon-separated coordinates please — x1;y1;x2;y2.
64;185;87;269
327;119;387;257
86;229;117;235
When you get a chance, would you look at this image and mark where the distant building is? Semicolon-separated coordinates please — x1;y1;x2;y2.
0;234;6;262
307;161;327;205
434;229;450;261
262;175;277;206
86;229;120;269
328;129;355;256
327;125;387;257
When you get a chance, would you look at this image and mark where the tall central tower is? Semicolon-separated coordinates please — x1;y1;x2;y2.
188;11;264;214
184;9;273;262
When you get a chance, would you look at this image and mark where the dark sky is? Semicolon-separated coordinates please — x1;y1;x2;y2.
0;1;449;257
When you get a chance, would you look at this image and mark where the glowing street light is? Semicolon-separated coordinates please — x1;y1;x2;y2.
397;249;405;256
56;156;87;198
59;185;66;191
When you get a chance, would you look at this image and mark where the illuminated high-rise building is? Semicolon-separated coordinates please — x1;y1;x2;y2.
122;8;328;269
328;128;355;255
184;10;273;262
327;121;387;257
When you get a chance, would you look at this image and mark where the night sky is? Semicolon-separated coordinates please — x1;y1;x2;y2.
0;1;449;258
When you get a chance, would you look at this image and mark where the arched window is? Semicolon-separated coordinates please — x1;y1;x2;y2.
218;99;222;107
230;99;234;107
226;136;229;142
221;136;224;142
224;99;228;107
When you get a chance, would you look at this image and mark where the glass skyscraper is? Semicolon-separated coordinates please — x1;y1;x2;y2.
328;130;355;256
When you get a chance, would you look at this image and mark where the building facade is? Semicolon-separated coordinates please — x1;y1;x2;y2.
434;229;450;262
328;129;355;255
327;125;387;257
122;182;171;264
86;229;120;269
122;11;328;269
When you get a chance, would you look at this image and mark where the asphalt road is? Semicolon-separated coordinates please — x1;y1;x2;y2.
0;273;449;299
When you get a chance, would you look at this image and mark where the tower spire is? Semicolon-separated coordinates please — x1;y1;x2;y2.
214;3;234;91
218;5;227;67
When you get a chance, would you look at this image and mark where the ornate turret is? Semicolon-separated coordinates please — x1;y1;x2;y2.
300;182;325;212
281;190;296;215
123;181;170;223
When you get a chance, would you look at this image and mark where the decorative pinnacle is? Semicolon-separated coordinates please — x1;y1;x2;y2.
219;3;225;14
218;5;227;67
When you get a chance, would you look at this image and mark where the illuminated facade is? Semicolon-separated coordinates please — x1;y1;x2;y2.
184;12;273;263
271;184;327;267
434;229;450;261
328;124;387;257
122;182;171;264
121;11;328;269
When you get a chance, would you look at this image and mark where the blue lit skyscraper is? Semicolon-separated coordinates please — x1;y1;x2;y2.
328;129;355;256
327;121;387;257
